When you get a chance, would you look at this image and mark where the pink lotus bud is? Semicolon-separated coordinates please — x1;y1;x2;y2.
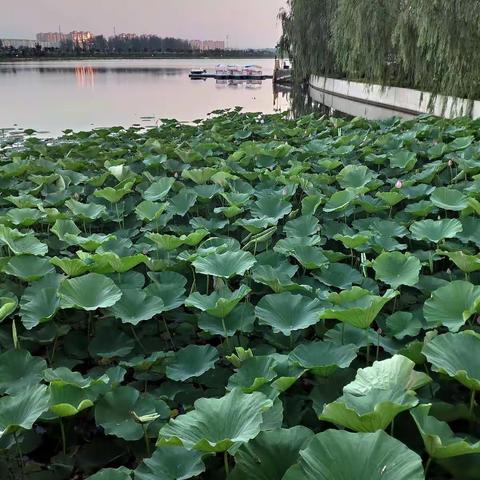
395;180;403;189
377;328;383;335
477;316;480;325
448;159;453;167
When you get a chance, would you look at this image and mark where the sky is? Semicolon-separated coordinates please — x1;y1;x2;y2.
1;0;288;48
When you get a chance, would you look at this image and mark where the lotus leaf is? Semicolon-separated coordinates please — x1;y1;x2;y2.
166;345;219;381
134;447;205;480
423;330;480;390
320;355;430;431
410;219;462;243
372;252;421;288
283;429;424;480
59;273;122;311
95;386;170;441
156;389;273;452
255;292;324;335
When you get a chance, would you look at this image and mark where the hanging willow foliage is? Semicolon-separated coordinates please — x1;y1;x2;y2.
280;0;480;100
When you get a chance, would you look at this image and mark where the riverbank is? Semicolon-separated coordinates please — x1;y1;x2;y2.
0;51;276;62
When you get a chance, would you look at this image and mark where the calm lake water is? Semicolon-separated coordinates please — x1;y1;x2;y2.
0;59;291;136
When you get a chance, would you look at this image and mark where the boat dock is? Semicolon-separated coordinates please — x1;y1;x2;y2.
189;73;273;80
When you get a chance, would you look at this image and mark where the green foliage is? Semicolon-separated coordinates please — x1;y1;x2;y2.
1;110;480;477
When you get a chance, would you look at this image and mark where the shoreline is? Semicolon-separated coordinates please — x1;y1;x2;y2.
0;53;276;63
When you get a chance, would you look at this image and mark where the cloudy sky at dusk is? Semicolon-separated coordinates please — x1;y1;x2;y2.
1;0;288;48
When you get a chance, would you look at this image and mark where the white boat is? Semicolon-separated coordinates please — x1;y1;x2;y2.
190;68;207;75
243;65;263;77
227;64;243;77
216;64;229;76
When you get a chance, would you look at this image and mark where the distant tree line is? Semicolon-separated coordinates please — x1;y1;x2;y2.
0;35;275;59
279;0;480;100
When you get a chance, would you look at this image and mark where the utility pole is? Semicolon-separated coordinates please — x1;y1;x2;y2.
113;26;116;37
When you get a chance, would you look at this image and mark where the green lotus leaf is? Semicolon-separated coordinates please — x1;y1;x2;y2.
3;255;54;281
192;250;256;279
64;232;115;252
250;194;292;221
230;426;314;480
51;219;81;241
255;292;324;336
87;467;132;480
65;199;107;220
284;215;319;237
0;225;48;256
321;287;398;329
283;429;424;480
320;355;430;432
143;177;176;201
389;150;417;170
147;230;209;250
375;191;405;206
411;403;480;459
88;322;135;358
59;273;122;311
6;208;43;226
385;311;423;339
323;189;356;213
227;356;278;393
197;302;255;336
289;341;358;376
167;190;198;216
44;366;108;388
422;330;480;391
156;389;273;452
430;187;469;211
448;135;474;151
0;349;46;395
145;272;187;311
50;256;90;277
0;295;17;323
423;281;480;331
185;285;251;318
135;200;168;221
409;219;462;243
372;252;421;288
109;289;164;325
251;262;301;293
0;385;50;437
134;447;205;480
166;345;219;381
5;193;39;209
95;386;170;441
291;246;329;270
313;263;363;289
334;232;371;249
337;164;376;189
438;250;480;273
19;274;61;330
48;383;94;417
94;181;134;203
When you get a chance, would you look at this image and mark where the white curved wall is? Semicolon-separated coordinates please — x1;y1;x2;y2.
310;75;480;119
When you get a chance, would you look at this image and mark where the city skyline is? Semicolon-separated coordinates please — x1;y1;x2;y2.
1;0;288;49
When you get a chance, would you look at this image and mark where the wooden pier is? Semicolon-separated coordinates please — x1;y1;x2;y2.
189;73;273;80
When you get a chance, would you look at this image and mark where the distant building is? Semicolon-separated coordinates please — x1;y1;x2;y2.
68;31;94;47
117;33;138;40
1;38;60;48
36;32;67;43
189;39;225;51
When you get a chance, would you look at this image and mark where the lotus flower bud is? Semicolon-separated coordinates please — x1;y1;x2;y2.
477;316;480;325
448;159;453;167
395;180;403;189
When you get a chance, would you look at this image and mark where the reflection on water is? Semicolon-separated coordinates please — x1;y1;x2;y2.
75;66;95;89
0;59;290;136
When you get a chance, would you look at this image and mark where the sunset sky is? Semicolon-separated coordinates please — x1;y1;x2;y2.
2;0;288;48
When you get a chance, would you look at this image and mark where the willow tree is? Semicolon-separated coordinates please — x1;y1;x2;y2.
394;0;480;99
280;0;480;100
330;0;400;85
279;0;336;82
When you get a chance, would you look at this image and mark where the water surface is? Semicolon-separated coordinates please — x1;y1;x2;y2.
0;59;290;136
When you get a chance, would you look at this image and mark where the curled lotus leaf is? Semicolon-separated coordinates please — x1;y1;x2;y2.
156;389;273;452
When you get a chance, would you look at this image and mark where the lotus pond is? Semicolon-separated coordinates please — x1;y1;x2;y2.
1;110;480;479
